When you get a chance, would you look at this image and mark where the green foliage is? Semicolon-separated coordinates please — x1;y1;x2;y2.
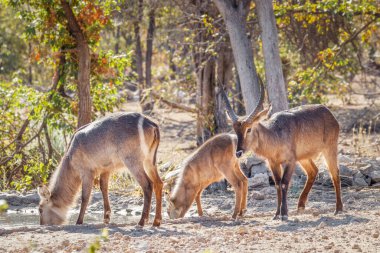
0;0;132;190
272;0;379;105
0;199;9;212
87;228;109;253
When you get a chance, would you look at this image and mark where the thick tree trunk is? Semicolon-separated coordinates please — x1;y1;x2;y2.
256;0;288;112
215;48;233;133
213;0;260;113
196;60;216;146
60;0;92;128
143;7;156;112
234;68;245;115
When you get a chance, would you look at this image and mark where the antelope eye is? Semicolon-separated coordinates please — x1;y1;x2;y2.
247;128;252;133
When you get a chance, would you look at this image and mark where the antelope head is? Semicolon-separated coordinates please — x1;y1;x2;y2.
220;80;271;158
37;185;66;225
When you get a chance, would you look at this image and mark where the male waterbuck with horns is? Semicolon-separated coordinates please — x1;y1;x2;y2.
167;133;248;219
37;112;163;226
221;82;343;220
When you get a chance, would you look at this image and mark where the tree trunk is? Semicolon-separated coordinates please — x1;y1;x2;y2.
234;68;245;115
134;0;144;96
215;47;233;133
60;0;92;128
196;60;216;146
115;26;120;54
256;0;288;112
143;7;156;112
213;0;261;113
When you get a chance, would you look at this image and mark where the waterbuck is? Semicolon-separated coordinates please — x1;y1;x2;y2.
167;133;248;219
220;83;342;220
37;112;163;226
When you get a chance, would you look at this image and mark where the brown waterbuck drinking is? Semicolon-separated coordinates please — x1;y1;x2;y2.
37;112;163;226
220;82;343;220
167;133;248;219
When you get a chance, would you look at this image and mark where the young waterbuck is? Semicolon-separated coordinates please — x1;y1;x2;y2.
167;133;248;219
221;83;342;220
37;112;163;226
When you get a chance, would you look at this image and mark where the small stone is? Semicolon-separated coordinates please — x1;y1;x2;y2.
353;172;369;187
260;186;276;196
113;232;123;239
251;191;265;200
248;173;269;188
352;244;362;251
318;222;326;229
369;171;380;183
220;203;232;210
238;226;248;235
312;211;320;217
372;231;379;238
61;240;70;247
170;237;180;244
322;235;329;240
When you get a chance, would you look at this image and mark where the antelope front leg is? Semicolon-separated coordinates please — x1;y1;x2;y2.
271;165;282;220
280;162;295;221
77;173;95;225
100;172;111;224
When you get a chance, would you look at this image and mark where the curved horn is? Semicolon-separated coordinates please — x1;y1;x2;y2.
245;76;265;124
219;84;239;123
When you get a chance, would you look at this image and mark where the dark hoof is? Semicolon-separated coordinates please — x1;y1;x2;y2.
281;215;288;221
334;209;343;215
138;219;145;227
273;215;280;220
239;209;247;217
152;219;161;227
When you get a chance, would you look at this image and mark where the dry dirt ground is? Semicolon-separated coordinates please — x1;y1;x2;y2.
1;95;380;252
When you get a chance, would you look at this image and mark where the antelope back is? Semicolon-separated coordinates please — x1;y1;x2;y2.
243;104;340;161
69;112;159;173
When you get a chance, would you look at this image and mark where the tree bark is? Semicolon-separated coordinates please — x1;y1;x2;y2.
134;0;144;94
213;0;261;113
115;26;120;54
256;0;288;112
196;60;216;146
143;7;156;112
215;47;233;133
60;0;92;128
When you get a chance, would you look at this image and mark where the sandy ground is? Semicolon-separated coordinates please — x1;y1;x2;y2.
1;187;380;253
1;98;380;252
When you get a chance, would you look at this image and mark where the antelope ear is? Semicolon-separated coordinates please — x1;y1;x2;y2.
38;185;51;201
250;105;272;124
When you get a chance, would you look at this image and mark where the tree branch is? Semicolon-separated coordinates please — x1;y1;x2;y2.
60;0;86;44
151;92;198;113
